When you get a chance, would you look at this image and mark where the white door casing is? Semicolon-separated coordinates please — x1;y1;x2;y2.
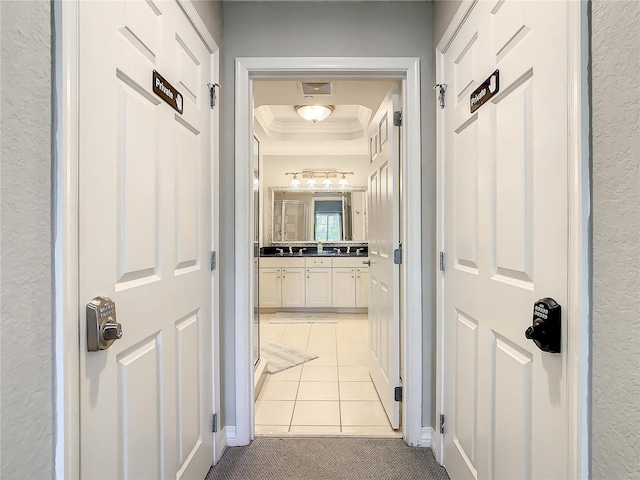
78;1;217;478
367;85;401;429
439;1;576;478
234;57;422;447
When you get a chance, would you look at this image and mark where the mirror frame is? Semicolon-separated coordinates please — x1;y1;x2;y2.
268;186;367;245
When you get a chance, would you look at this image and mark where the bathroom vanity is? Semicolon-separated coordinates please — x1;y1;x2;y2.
258;246;369;310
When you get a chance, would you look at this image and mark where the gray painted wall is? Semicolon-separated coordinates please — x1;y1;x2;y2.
220;1;436;428
591;1;640;477
192;0;223;46
432;0;462;47
0;1;54;478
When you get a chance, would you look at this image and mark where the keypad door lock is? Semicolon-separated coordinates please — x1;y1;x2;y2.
87;296;123;351
525;297;561;353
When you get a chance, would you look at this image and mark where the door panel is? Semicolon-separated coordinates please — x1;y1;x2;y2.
367;86;400;429
79;2;215;478
442;1;569;479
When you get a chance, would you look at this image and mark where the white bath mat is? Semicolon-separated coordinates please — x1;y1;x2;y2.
261;339;318;374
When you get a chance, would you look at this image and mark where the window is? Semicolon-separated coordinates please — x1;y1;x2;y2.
315;213;342;241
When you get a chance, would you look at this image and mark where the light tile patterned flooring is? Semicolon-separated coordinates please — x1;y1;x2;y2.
255;312;401;437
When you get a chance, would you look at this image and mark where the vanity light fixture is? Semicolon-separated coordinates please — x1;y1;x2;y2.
322;173;333;186
338;174;349;187
289;173;300;187
294;104;334;123
284;170;354;188
306;177;318;186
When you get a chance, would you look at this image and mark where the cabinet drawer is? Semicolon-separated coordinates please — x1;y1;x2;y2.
260;257;305;268
332;257;369;268
305;257;331;267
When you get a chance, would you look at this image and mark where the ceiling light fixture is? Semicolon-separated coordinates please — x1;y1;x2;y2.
294;105;334;123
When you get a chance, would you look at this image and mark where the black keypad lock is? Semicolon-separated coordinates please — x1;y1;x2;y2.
525;298;561;353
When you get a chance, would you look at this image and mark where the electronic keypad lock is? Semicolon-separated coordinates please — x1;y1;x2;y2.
87;296;123;351
525;297;561;353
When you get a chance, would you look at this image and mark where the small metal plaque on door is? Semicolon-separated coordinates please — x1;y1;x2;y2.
152;70;184;114
470;69;499;113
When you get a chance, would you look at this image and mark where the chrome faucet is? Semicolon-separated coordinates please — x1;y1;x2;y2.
347;246;351;254
334;248;341;254
276;248;284;256
356;248;364;255
288;246;293;255
298;248;307;256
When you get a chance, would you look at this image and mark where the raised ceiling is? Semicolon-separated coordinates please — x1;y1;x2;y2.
254;79;395;155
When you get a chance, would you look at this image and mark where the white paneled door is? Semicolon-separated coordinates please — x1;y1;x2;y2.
442;1;569;479
78;1;215;478
367;86;400;429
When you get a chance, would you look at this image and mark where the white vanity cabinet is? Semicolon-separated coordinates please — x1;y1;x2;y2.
259;257;306;308
304;257;332;308
259;255;368;309
332;257;369;308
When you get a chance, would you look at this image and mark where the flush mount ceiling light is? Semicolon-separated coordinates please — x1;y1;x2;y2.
294;105;334;123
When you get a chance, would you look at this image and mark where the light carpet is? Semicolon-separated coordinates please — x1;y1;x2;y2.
261;339;318;374
205;437;450;480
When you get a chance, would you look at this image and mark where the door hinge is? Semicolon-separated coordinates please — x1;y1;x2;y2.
212;413;218;433
207;83;220;108
394;245;403;265
393;110;402;127
394;386;403;402
439;251;445;272
211;251;217;271
434;83;447;109
440;414;445;434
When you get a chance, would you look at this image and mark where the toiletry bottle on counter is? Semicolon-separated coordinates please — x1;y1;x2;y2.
317;242;323;254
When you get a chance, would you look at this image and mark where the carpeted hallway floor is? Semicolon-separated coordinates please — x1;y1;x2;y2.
205;437;450;480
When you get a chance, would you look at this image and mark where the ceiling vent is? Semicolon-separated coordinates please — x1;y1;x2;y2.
300;82;333;95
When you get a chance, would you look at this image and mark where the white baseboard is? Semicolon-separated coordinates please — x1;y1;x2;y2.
226;426;239;447
418;427;434;448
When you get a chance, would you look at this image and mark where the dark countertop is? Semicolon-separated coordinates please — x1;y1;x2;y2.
260;245;368;258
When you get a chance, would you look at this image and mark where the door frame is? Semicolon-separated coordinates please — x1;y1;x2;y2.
233;57;423;446
53;1;222;477
434;1;590;476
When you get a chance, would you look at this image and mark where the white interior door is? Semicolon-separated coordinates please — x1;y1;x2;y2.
367;85;400;429
442;1;569;478
78;1;215;478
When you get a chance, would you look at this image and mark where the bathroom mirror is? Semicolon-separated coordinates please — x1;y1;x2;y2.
268;186;367;244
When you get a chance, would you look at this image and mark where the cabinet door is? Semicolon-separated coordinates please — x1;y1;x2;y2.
281;268;306;307
305;268;332;307
259;268;281;308
332;268;356;308
356;268;369;308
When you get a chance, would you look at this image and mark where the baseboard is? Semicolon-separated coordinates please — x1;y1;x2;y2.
226;426;239;447
214;426;228;464
418;427;434;448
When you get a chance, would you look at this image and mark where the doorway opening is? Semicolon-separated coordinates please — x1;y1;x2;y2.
234;57;424;448
252;78;401;437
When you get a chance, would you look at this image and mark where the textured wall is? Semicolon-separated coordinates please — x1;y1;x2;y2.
591;1;640;478
192;0;223;46
221;1;435;428
432;0;462;46
0;1;54;478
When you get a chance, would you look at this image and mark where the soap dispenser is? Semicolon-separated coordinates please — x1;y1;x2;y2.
317;242;323;254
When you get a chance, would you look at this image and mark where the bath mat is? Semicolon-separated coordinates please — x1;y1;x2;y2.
261;339;318;374
268;312;338;324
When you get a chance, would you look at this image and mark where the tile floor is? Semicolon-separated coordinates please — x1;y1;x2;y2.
255;312;401;437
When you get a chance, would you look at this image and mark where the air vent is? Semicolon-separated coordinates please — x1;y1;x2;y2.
301;82;333;95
